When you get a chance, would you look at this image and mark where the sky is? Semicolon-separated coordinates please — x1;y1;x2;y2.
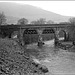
0;1;75;17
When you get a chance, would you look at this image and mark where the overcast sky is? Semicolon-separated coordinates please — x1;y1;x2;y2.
0;1;75;17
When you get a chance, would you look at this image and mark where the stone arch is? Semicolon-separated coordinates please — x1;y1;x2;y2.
23;29;38;45
59;30;68;41
10;31;19;39
42;28;55;41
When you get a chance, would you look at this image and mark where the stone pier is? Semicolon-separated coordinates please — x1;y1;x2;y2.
37;29;44;47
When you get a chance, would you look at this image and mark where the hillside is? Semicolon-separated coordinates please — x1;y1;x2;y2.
0;2;71;24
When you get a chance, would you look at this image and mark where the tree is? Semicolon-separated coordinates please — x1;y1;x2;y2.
66;18;75;40
59;22;69;24
69;17;75;24
0;12;6;25
31;21;37;24
46;20;54;24
37;18;46;24
31;18;46;25
17;18;28;25
67;17;75;31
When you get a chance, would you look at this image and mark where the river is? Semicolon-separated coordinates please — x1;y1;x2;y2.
26;38;75;75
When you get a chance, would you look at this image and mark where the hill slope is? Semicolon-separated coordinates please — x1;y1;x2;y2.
0;2;71;24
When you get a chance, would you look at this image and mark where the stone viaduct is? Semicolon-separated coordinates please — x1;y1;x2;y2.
0;24;74;46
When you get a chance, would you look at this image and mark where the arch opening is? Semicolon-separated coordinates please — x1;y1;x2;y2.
11;31;18;39
23;29;38;45
59;30;66;41
42;28;55;41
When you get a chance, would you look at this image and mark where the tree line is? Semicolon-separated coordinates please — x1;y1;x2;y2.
0;12;75;25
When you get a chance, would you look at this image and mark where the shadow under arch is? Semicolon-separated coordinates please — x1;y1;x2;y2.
23;29;38;45
10;31;19;39
42;28;55;41
59;30;67;41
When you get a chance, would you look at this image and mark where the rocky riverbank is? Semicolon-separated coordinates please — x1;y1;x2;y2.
0;38;49;75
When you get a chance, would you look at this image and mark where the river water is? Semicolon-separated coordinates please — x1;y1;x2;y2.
26;39;75;75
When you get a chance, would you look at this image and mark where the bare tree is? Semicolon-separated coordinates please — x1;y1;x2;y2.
69;17;75;24
46;20;54;24
67;17;75;31
37;18;46;24
17;18;28;25
31;21;37;24
31;18;46;24
0;12;6;25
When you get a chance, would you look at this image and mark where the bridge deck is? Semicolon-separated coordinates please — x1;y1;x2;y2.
0;24;72;29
